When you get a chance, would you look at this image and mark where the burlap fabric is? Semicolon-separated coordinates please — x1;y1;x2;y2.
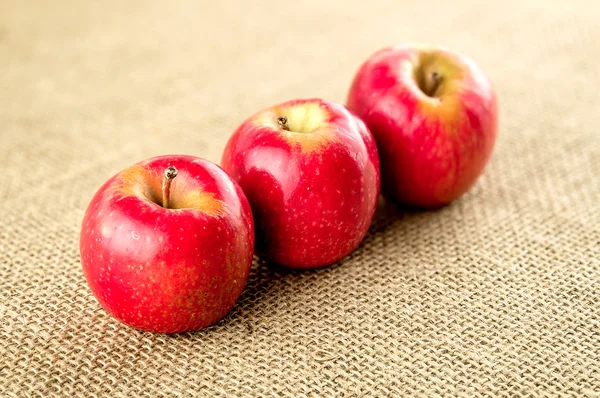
1;0;599;396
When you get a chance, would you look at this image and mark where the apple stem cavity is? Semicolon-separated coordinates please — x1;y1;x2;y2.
162;166;178;209
277;116;290;131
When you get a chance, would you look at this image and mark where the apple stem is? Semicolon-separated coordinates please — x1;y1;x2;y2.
162;166;178;208
428;71;443;97
277;116;290;131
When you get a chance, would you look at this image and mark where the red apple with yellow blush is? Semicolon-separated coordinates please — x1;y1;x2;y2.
80;155;254;333
221;98;380;269
347;45;498;208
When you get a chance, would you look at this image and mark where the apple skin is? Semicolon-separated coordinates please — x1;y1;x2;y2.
221;98;380;269
347;45;498;208
80;155;254;333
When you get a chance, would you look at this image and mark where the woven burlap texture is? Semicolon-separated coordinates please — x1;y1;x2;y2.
1;0;599;396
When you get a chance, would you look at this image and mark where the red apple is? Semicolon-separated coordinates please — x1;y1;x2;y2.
347;45;498;207
221;98;380;269
80;155;254;333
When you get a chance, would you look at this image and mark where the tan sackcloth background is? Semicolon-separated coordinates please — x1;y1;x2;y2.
1;0;599;396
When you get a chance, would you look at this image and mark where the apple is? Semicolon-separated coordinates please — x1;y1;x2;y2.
80;155;254;333
221;98;380;269
347;45;498;207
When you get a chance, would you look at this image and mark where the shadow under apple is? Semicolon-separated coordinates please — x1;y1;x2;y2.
205;194;459;334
